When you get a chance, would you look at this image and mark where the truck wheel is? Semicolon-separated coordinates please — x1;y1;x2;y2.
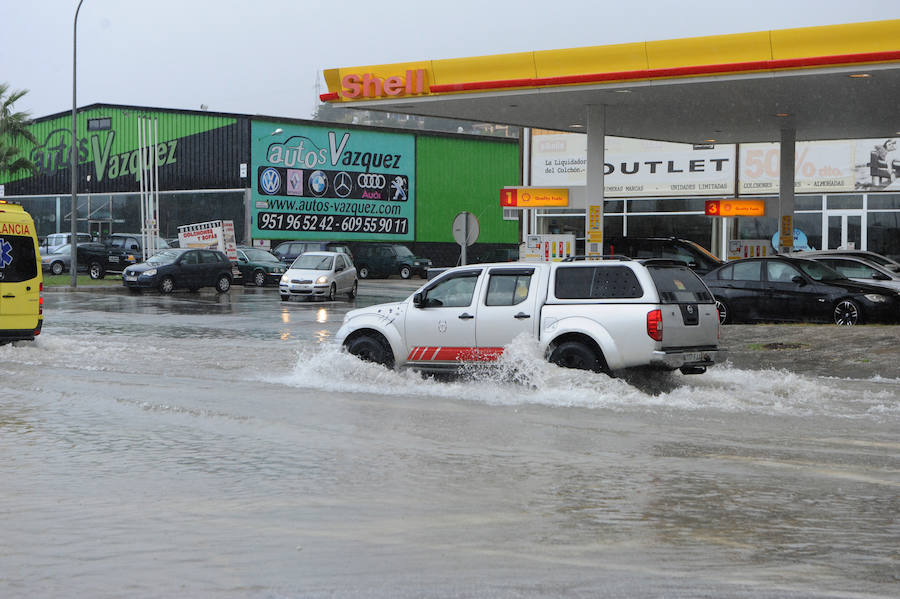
347;280;358;300
549;341;601;372
345;333;394;368
159;276;175;294
399;265;412;279
327;283;336;301
253;270;267;287
50;261;65;275
215;275;231;293
358;265;370;279
89;262;105;280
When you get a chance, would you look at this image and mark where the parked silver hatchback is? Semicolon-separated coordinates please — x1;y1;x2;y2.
279;251;358;302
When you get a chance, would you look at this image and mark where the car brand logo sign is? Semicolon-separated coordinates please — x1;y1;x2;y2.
687;305;694;314
260;167;282;195
390;176;408;201
334;172;353;198
357;173;386;189
308;170;329;197
287;169;304;196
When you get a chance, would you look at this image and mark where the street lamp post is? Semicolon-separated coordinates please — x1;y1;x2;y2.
70;0;84;287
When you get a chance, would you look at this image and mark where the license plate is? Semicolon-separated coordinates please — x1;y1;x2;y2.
109;256;119;263
683;352;702;363
125;275;137;281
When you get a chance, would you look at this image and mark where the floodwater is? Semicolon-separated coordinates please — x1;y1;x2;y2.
1;287;898;598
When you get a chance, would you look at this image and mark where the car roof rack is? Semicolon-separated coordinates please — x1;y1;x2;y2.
561;254;632;262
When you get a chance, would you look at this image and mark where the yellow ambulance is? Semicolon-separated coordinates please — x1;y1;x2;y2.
0;200;43;343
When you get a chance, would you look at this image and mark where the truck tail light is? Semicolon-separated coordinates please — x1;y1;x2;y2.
39;282;43;315
647;309;663;341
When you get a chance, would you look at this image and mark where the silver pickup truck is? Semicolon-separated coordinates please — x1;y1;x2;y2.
336;258;720;375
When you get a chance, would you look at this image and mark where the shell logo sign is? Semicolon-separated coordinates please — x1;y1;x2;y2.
705;199;765;217
340;69;428;99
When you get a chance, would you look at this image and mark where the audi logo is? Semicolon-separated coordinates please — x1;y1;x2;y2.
357;173;386;189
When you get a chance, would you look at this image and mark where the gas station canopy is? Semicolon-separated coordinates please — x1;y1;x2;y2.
321;20;900;144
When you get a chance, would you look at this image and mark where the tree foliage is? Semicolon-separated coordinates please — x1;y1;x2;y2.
0;82;37;177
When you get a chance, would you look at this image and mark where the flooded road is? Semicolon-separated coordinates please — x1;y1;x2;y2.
1;286;898;598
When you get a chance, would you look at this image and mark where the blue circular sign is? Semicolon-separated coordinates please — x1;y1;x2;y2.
771;228;812;251
309;170;328;197
260;167;281;195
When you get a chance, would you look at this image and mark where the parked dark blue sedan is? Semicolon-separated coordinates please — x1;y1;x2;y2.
703;256;900;326
122;248;233;294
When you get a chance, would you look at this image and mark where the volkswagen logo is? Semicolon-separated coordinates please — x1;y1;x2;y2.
334;172;353;198
308;170;329;197
357;173;386;189
259;167;281;195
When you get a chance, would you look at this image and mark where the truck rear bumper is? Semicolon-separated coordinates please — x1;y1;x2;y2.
650;348;719;370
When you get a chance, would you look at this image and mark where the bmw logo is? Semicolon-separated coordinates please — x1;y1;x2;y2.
309;170;329;197
260;167;281;195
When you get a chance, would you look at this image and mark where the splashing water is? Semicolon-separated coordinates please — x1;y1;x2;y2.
273;335;899;421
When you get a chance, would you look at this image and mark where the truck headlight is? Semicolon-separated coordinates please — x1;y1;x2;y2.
143;268;157;277
316;275;329;284
864;294;886;303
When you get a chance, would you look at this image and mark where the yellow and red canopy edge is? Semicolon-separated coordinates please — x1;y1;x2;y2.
321;19;900;102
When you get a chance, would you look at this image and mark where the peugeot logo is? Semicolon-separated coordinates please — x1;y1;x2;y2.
260;167;281;195
334;172;353;198
390;175;408;201
357;173;386;189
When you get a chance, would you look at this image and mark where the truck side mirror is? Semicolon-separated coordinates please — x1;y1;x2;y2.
791;275;806;286
413;292;425;308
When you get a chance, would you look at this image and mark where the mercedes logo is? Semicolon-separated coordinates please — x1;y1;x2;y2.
334;172;353;198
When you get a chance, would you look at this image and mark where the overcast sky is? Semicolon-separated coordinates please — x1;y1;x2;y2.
2;0;898;121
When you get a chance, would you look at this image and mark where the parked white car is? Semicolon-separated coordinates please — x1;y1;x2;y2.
336;259;720;375
280;251;358;301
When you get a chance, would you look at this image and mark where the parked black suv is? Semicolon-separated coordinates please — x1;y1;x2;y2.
350;243;432;279
271;240;353;264
605;237;722;275
82;233;171;279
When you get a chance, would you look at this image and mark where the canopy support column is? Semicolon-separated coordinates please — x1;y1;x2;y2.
585;105;606;258
778;127;796;254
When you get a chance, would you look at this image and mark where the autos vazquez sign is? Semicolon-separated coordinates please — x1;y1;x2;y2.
251;123;415;241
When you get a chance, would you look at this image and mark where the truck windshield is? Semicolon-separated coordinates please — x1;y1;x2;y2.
646;266;714;303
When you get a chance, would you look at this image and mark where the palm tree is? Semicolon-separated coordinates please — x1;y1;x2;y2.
0;82;38;177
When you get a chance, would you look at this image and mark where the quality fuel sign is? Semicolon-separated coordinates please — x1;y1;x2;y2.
251;123;415;241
